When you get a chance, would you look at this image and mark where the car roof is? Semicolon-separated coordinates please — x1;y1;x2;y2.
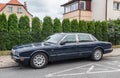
55;33;91;35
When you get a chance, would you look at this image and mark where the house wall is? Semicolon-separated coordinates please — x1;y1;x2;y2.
0;5;32;27
108;0;120;20
63;10;91;21
92;0;120;21
91;0;106;21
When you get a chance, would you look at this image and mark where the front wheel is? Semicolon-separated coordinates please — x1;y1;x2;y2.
30;53;48;69
91;49;103;61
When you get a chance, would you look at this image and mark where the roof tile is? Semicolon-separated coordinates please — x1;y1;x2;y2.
7;0;22;5
0;3;6;11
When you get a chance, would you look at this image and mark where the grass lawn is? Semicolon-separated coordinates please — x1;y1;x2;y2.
112;45;120;48
0;51;10;56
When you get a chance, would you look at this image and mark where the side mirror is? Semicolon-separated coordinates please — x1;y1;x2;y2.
60;41;66;45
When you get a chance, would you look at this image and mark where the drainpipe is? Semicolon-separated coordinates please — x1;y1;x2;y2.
105;0;108;21
79;0;81;20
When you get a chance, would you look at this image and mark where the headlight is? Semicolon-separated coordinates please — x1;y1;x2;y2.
12;49;15;55
15;52;19;56
12;49;19;56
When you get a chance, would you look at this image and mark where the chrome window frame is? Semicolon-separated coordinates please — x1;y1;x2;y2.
58;34;77;45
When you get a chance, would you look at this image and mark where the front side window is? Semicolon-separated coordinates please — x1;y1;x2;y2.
8;7;13;12
79;1;86;10
62;35;76;43
44;34;65;44
17;7;22;13
78;34;92;42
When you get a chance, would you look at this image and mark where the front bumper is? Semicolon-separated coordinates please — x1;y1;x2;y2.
11;53;30;65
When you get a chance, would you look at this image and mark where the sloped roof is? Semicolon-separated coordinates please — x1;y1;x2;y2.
7;0;22;5
0;3;6;11
0;0;33;16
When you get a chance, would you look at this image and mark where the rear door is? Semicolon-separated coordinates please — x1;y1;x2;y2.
76;34;96;57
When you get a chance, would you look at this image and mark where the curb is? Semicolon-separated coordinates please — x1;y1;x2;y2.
0;65;18;69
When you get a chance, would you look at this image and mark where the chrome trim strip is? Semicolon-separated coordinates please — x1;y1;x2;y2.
50;51;91;57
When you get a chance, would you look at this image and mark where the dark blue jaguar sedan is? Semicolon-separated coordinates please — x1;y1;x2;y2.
11;33;113;69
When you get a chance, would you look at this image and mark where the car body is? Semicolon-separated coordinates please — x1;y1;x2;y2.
11;33;113;68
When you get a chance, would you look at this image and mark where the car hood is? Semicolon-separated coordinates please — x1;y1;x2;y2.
13;43;42;49
12;42;54;52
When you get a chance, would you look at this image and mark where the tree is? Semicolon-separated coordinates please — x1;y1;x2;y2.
87;21;95;35
62;19;71;32
19;16;30;32
8;14;18;32
101;21;108;41
79;20;88;33
94;21;102;40
108;20;120;45
42;16;53;40
8;14;19;49
71;19;79;32
0;13;8;50
19;16;31;44
0;13;8;32
53;18;62;33
32;17;42;42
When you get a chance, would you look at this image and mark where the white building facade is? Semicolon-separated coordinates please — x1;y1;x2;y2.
62;0;120;21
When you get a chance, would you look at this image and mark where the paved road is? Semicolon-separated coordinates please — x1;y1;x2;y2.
1;56;120;78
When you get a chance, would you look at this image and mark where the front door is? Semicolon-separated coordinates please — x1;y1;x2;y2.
55;34;78;60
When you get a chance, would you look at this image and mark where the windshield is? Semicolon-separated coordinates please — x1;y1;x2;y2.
44;34;65;44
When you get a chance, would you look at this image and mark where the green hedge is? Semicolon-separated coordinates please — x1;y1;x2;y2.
0;13;120;50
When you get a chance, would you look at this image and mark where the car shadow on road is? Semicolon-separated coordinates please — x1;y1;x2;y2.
14;56;112;70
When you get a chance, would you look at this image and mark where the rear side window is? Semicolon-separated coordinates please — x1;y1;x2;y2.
78;34;93;42
62;35;76;43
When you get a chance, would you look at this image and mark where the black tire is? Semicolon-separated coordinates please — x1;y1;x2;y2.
91;49;103;61
30;53;48;69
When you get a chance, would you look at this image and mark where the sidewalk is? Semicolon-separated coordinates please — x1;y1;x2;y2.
0;48;120;69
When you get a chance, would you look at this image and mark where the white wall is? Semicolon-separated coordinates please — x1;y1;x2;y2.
108;0;120;20
92;0;120;21
91;0;106;21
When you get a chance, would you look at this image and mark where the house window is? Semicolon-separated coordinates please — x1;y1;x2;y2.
17;7;22;13
65;5;71;13
70;2;78;11
65;2;78;13
8;7;13;12
113;2;120;11
79;1;86;10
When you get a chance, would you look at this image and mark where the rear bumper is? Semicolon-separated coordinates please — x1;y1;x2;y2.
104;48;113;54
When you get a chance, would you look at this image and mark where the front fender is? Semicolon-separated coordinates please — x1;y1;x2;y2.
30;50;49;57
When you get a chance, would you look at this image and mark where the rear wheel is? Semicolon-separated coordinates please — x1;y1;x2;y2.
91;49;103;61
30;53;48;69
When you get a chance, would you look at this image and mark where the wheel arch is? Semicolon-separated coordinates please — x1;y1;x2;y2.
30;50;49;59
93;46;104;53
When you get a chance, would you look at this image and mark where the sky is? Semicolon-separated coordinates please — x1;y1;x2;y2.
0;0;68;20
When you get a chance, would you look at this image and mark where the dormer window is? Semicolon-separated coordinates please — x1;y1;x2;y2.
17;7;22;13
8;7;13;12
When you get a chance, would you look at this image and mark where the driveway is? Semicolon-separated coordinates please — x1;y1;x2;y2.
0;56;120;78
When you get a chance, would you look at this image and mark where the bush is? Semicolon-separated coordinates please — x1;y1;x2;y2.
62;19;71;32
71;19;79;32
79;20;88;33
